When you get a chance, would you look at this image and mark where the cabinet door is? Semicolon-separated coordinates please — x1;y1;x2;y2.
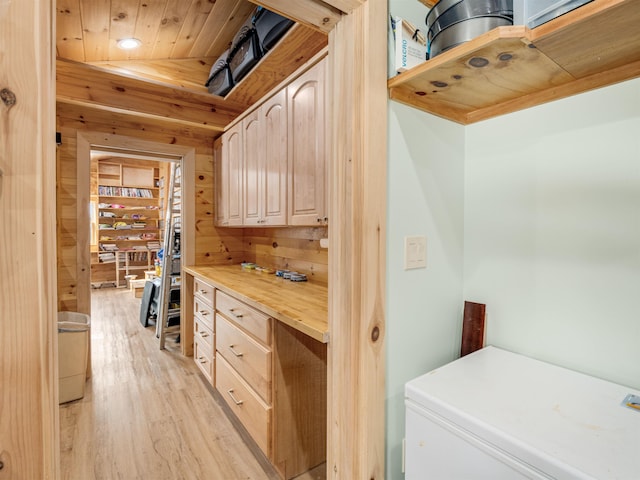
287;59;326;226
243;109;263;225
226;123;243;226
261;90;288;226
214;137;227;226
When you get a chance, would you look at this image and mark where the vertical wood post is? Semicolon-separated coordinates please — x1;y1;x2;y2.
327;0;388;477
0;0;59;478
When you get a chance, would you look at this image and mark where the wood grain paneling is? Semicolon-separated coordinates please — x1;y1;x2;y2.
1;1;58;478
55;104;222;315
57;59;244;131
328;1;387;478
242;227;329;285
249;0;341;33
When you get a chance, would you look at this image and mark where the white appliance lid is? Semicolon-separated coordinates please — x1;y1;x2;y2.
405;346;640;479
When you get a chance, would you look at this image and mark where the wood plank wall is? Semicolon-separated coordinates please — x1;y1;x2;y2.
55;103;236;312
243;227;329;285
56;103;329;310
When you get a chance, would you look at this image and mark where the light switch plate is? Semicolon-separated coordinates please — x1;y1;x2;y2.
404;235;427;270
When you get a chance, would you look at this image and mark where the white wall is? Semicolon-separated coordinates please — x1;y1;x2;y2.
386;5;466;478
386;100;465;480
464;78;640;389
386;5;640;475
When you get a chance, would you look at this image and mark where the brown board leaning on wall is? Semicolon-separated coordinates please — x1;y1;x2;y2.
461;301;486;357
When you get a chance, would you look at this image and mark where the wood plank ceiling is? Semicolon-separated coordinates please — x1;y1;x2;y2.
56;0;332;131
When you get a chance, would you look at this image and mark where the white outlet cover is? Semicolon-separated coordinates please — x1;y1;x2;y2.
404;235;427;269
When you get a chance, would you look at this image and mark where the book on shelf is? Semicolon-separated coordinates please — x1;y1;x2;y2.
98;252;116;263
98;186;154;198
146;241;161;250
99;243;118;251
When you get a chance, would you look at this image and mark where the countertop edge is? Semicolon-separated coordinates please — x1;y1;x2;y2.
184;266;329;344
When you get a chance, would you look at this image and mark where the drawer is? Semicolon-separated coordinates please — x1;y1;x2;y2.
194;316;214;352
194;277;214;306
194;296;214;331
216;290;271;345
217;355;271;456
216;314;272;404
194;334;214;385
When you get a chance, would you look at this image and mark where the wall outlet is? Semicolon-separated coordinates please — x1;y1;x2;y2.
404;235;426;270
320;238;329;249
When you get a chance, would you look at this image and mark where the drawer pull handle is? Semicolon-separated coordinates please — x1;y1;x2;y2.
228;344;244;357
227;389;244;406
200;332;209;338
200;310;209;316
229;308;243;319
199;289;208;295
198;356;207;364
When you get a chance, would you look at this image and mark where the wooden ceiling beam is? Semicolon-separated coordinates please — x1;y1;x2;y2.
317;0;364;14
57;59;244;131
57;96;225;134
249;0;341;33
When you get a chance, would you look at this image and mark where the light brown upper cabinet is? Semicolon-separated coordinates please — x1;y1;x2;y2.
216;124;243;227
243;90;288;226
215;55;328;228
287;59;327;226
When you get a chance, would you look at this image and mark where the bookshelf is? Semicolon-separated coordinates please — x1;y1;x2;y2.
92;159;162;286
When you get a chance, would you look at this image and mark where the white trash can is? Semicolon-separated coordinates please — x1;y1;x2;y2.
58;311;90;404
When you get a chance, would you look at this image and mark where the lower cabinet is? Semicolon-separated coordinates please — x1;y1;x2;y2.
192;275;326;480
193;277;215;384
216;354;272;455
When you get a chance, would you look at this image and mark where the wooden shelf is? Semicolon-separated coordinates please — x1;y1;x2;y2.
388;0;640;124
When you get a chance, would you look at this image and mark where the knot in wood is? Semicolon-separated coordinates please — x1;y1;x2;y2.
1;88;17;108
371;325;380;342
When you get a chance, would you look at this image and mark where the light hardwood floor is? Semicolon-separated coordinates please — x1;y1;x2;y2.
59;287;325;480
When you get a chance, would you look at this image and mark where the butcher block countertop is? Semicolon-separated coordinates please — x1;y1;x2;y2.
183;265;329;343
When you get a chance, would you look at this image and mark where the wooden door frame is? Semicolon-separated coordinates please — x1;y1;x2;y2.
75;133;195;352
19;0;388;477
326;1;388;478
1;1;58;478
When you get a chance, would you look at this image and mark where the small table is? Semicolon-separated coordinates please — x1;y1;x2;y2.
130;279;148;298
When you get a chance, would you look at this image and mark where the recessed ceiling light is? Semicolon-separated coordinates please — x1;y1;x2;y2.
117;38;142;50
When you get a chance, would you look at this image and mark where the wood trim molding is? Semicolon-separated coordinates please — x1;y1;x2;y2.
321;0;365;14
75;133;196;356
1;0;59;478
327;0;387;477
249;0;342;33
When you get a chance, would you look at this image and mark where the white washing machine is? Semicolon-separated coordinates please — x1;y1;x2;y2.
405;346;640;479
